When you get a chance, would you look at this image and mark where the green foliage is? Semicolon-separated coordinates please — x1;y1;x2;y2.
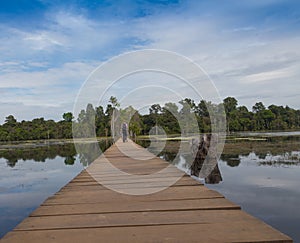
5;115;17;126
224;97;238;114
0;115;73;142
1;97;300;142
109;96;120;108
252;102;265;113
62;112;74;122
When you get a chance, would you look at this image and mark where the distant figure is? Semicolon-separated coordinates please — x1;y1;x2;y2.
122;122;128;142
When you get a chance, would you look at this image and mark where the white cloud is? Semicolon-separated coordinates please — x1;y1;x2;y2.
1;2;300;121
127;12;300;108
231;26;257;33
240;66;297;84
0;11;136;63
0;61;100;121
24;32;64;50
0;101;71;122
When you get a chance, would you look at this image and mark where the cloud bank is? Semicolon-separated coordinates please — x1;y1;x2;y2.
0;0;299;121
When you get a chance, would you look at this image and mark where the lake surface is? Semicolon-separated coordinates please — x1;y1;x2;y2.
0;133;299;241
137;132;300;242
0;140;112;238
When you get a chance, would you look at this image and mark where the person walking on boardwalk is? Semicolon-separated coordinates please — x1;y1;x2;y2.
122;122;128;142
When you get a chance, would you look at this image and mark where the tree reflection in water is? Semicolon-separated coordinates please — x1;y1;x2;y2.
0;139;113;167
136;137;223;184
190;134;223;184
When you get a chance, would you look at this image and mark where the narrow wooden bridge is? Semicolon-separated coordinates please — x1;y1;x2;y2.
0;139;292;242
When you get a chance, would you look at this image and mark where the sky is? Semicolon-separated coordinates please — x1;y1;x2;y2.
0;0;300;122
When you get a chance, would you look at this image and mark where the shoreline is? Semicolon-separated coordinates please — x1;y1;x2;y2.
0;137;112;150
1;130;300;150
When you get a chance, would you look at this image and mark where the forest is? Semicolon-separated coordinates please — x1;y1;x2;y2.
1;96;300;142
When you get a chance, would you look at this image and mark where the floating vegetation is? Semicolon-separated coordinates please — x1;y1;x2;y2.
227;137;267;141
238;151;300;167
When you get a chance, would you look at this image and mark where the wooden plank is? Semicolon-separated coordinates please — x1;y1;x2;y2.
43;187;224;205
71;174;195;184
77;166;183;175
71;173;190;181
86;167;178;175
31;198;240;216
15;210;272;231
2;223;292;243
59;180;202;190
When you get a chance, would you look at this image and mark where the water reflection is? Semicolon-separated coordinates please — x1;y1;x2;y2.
64;156;76;165
136;138;223;184
76;142;105;167
242;152;300;166
137;136;300;185
137;134;300;241
0;139;113;167
221;151;300;167
190;135;223;184
0;144;76;167
220;154;241;167
0;139;113;238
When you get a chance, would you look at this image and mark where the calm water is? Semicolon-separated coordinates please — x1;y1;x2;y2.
1;134;299;241
0;140;112;238
210;153;300;242
137;133;300;242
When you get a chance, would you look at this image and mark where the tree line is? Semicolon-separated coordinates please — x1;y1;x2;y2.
1;96;300;142
142;97;300;134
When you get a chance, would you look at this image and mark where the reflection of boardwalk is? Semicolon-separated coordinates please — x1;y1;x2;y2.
1;139;292;242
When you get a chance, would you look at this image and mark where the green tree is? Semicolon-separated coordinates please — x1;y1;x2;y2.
223;97;238;132
129;111;143;139
149;104;161;114
160;102;180;134
236;106;253;131
4;115;17;126
147;104;162;135
252;102;265;113
194;100;211;132
109;96;120;109
223;97;238;114
62;112;74;122
252;102;266;130
95;106;106;136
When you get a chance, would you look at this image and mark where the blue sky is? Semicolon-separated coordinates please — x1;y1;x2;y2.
0;0;300;121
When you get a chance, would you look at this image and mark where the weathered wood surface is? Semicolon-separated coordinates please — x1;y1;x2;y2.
0;139;292;242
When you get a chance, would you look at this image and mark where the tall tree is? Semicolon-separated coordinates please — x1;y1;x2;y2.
223;97;238;132
4;115;17;126
62;112;74;122
223;97;238;114
252;102;265;113
161;103;180;134
149;104;161;114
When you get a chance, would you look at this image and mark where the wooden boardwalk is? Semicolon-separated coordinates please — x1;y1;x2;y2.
1;139;292;242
